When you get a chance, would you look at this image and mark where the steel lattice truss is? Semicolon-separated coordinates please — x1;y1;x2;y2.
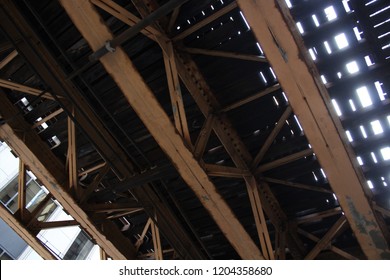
0;0;389;260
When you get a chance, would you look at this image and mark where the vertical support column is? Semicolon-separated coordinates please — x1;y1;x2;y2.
193;114;214;160
17;159;27;221
100;247;108;260
275;228;286;260
244;176;275;260
135;218;152;251
161;40;191;146
67;111;78;198
151;216;163;260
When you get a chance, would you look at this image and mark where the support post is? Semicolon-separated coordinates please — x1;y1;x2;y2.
274;228;286;260
193;114;214;159
135;218;152;250
17;159;27;221
67;113;79;198
151;218;163;260
161;40;191;145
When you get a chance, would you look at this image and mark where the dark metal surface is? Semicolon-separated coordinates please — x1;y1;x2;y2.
0;0;389;259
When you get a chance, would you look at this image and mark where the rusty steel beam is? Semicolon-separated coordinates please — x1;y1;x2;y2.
221;84;281;113
26;194;53;228
67;114;79;198
17;159;27;221
161;40;191;145
237;0;390;259
100;247;108;260
60;0;264;260
0;49;17;69
205;164;251;178
193;114;215;160
135;218;152;250
256;148;313;173
0;79;55;100
263;177;333;194
31;108;64;129
34;220;80;230
78;162;106;177
151;218;163;260
295;207;343;225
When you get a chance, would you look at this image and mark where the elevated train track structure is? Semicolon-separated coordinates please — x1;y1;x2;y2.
0;0;389;259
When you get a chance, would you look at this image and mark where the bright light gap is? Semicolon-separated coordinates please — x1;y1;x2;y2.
239;11;250;30
331;99;343;116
